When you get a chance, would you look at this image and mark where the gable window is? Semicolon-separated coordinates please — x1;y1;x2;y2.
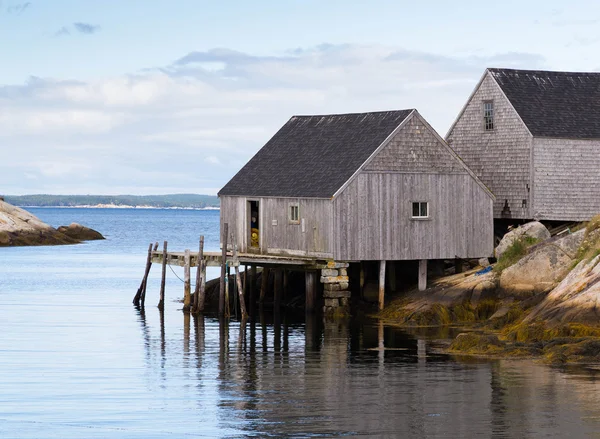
483;100;494;131
412;202;429;219
289;203;300;224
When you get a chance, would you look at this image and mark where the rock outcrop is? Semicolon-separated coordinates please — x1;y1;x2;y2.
499;230;585;298
495;221;551;259
525;255;600;325
0;200;103;246
57;223;104;241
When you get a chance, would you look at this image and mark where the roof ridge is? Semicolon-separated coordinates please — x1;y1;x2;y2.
291;109;415;118
489;67;600;75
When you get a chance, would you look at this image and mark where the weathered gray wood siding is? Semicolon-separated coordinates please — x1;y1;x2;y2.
446;72;533;219
220;195;333;257
533;137;600;221
334;116;494;261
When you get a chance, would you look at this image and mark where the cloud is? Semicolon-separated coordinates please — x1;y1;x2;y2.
54;22;101;37
6;1;30;14
73;22;101;34
0;44;546;195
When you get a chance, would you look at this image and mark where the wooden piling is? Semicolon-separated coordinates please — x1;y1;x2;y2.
219;223;228;316
225;263;231;317
158;240;168;310
305;270;316;312
379;260;386;311
259;267;270;303
359;263;365;300
418;259;428;291
274;269;282;310
193;236;204;313
183;249;191;311
388;261;396;292
233;243;248;320
133;242;154;306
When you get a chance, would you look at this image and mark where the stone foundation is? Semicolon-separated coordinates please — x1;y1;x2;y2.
320;262;350;315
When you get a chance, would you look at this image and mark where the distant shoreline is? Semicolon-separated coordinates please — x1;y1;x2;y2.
20;205;220;210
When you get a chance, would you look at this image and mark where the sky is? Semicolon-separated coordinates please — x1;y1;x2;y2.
2;0;600;195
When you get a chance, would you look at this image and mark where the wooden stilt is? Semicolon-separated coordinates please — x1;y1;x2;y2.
158;240;168;310
183;249;191;311
219;223;228;316
259;267;270;303
198;258;207;312
192;236;204;313
274;269;282;310
305;270;316;312
233;243;248;320
243;265;248;299
379;260;386;311
250;265;257;310
133;242;153;306
282;270;288;302
418;259;428;291
388;261;396;292
225;263;231;317
359;263;365;300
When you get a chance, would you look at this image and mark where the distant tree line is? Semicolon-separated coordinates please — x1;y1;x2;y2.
4;194;220;208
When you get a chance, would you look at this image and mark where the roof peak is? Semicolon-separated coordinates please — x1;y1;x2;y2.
488;67;600;76
291;109;415;118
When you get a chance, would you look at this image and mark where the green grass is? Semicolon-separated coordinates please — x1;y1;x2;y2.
494;235;539;274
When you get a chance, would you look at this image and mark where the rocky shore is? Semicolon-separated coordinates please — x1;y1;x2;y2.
379;217;600;363
0;199;104;246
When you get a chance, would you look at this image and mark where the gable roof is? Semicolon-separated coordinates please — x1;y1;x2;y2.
219;110;414;198
488;68;600;139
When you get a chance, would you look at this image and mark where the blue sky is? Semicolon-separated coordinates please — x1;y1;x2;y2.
2;0;600;195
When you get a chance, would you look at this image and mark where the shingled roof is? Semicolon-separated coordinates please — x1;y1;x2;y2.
489;68;600;139
219;110;414;198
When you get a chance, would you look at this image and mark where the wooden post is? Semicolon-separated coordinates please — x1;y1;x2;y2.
250;265;257;308
282;270;288;302
225;263;231;317
141;242;159;306
183;249;191;311
359;263;365;300
379;260;386;311
274;269;282;310
193;236;204;313
133;242;153;306
158;240;168;310
305;270;316;312
219;223;228;316
243;265;248;299
454;259;464;274
418;259;428;291
198;258;207;312
233;243;248;320
259;267;270;303
388;261;396;292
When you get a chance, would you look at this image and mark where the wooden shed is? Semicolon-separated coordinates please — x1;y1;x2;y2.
219;109;494;303
447;68;600;222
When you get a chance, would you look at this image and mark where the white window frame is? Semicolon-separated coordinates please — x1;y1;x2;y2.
411;201;429;219
483;100;494;131
288;203;300;224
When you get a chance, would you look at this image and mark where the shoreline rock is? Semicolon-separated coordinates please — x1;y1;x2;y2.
0;200;103;247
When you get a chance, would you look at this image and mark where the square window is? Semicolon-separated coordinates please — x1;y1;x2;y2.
412;202;429;219
483;101;494;131
289;204;299;223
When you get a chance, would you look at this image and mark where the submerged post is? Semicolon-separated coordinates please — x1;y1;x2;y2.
158;240;168;310
305;270;316;312
259;267;270;303
418;259;428;291
183;249;191;311
233;242;248;320
219;223;228;317
379;260;386;311
193;236;204;313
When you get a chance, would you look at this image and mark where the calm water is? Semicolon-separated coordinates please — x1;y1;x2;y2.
2;208;600;438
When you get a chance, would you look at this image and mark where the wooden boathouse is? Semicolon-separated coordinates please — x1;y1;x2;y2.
217;109;495;313
447;68;600;222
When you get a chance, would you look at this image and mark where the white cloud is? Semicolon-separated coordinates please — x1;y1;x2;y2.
0;44;546;195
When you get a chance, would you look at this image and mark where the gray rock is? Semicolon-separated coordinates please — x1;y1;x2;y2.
499;230;584;298
496;221;550;259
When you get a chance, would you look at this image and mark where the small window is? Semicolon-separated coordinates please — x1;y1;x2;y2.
289;204;299;224
483;101;494;131
412;202;429;219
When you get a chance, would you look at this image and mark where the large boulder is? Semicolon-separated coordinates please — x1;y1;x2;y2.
495;221;550;259
57;223;105;241
525;254;600;325
499;230;585;298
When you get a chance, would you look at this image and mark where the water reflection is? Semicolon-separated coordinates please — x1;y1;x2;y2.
131;309;600;438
